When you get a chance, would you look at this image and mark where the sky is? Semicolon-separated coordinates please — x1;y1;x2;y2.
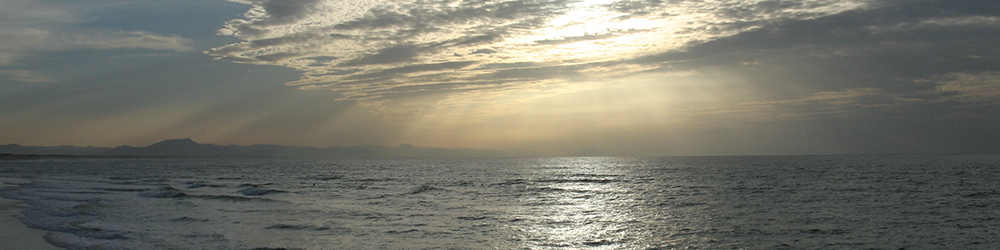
1;0;999;156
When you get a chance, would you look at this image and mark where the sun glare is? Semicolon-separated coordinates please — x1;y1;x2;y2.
494;0;683;65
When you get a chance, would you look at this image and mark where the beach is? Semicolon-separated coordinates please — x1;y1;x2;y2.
1;178;62;250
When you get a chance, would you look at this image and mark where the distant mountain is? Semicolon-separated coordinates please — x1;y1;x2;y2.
109;138;242;157
0;139;538;159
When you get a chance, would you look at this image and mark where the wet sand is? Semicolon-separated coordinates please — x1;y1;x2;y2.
1;178;62;250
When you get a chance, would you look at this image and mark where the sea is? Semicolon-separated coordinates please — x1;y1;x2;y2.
1;155;998;250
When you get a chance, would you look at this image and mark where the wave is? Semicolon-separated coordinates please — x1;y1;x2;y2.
170;216;210;223
264;224;329;231
299;174;343;181
239;187;283;196
456;215;489;220
582;239;620;246
138;186;185;198
408;185;448;194
185;182;226;189
963;191;1000;198
194;194;275;202
536;178;618;184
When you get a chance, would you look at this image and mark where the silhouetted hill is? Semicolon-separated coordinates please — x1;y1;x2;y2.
110;138;241;157
1;139;538;159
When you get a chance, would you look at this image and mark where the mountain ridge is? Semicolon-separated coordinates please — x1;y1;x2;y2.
0;139;539;159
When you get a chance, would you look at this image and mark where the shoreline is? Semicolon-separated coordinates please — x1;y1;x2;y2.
0;178;63;250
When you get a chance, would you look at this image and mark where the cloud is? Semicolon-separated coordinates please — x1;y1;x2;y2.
199;0;1000;155
533;30;638;45
339;44;422;66
208;0;872;110
0;0;194;82
0;69;56;83
0;0;79;24
633;1;999;95
0;29;192;52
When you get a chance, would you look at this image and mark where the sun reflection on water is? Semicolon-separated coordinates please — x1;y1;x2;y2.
498;157;658;249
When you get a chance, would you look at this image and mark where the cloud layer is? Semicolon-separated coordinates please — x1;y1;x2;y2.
208;0;871;102
202;0;1000;154
4;0;999;155
0;0;193;82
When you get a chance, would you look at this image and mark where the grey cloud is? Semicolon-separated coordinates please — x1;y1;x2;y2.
470;48;496;54
216;0;323;39
630;0;1000;116
216;0;575;59
476;61;614;82
254;52;301;62
332;0;572;36
332;8;410;31
533;29;643;45
606;0;664;14
869;16;1000;34
252;0;323;25
49;31;193;52
344;61;478;81
535;33;618;45
1;28;192;55
476;61;547;69
0;1;194;83
305;56;339;66
311;68;360;76
714;0;805;19
211;0;899;109
0;69;56;83
339;44;422;66
247;33;343;49
212;0;576;99
446;33;504;47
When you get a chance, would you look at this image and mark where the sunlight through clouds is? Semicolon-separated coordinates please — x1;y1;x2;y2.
208;0;873;110
198;0;1000;154
4;0;1000;155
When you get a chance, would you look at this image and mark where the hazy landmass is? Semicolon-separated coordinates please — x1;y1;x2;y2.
0;139;541;159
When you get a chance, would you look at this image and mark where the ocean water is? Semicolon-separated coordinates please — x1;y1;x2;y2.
1;155;998;250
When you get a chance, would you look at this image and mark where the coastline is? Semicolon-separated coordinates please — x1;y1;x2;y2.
0;178;63;250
